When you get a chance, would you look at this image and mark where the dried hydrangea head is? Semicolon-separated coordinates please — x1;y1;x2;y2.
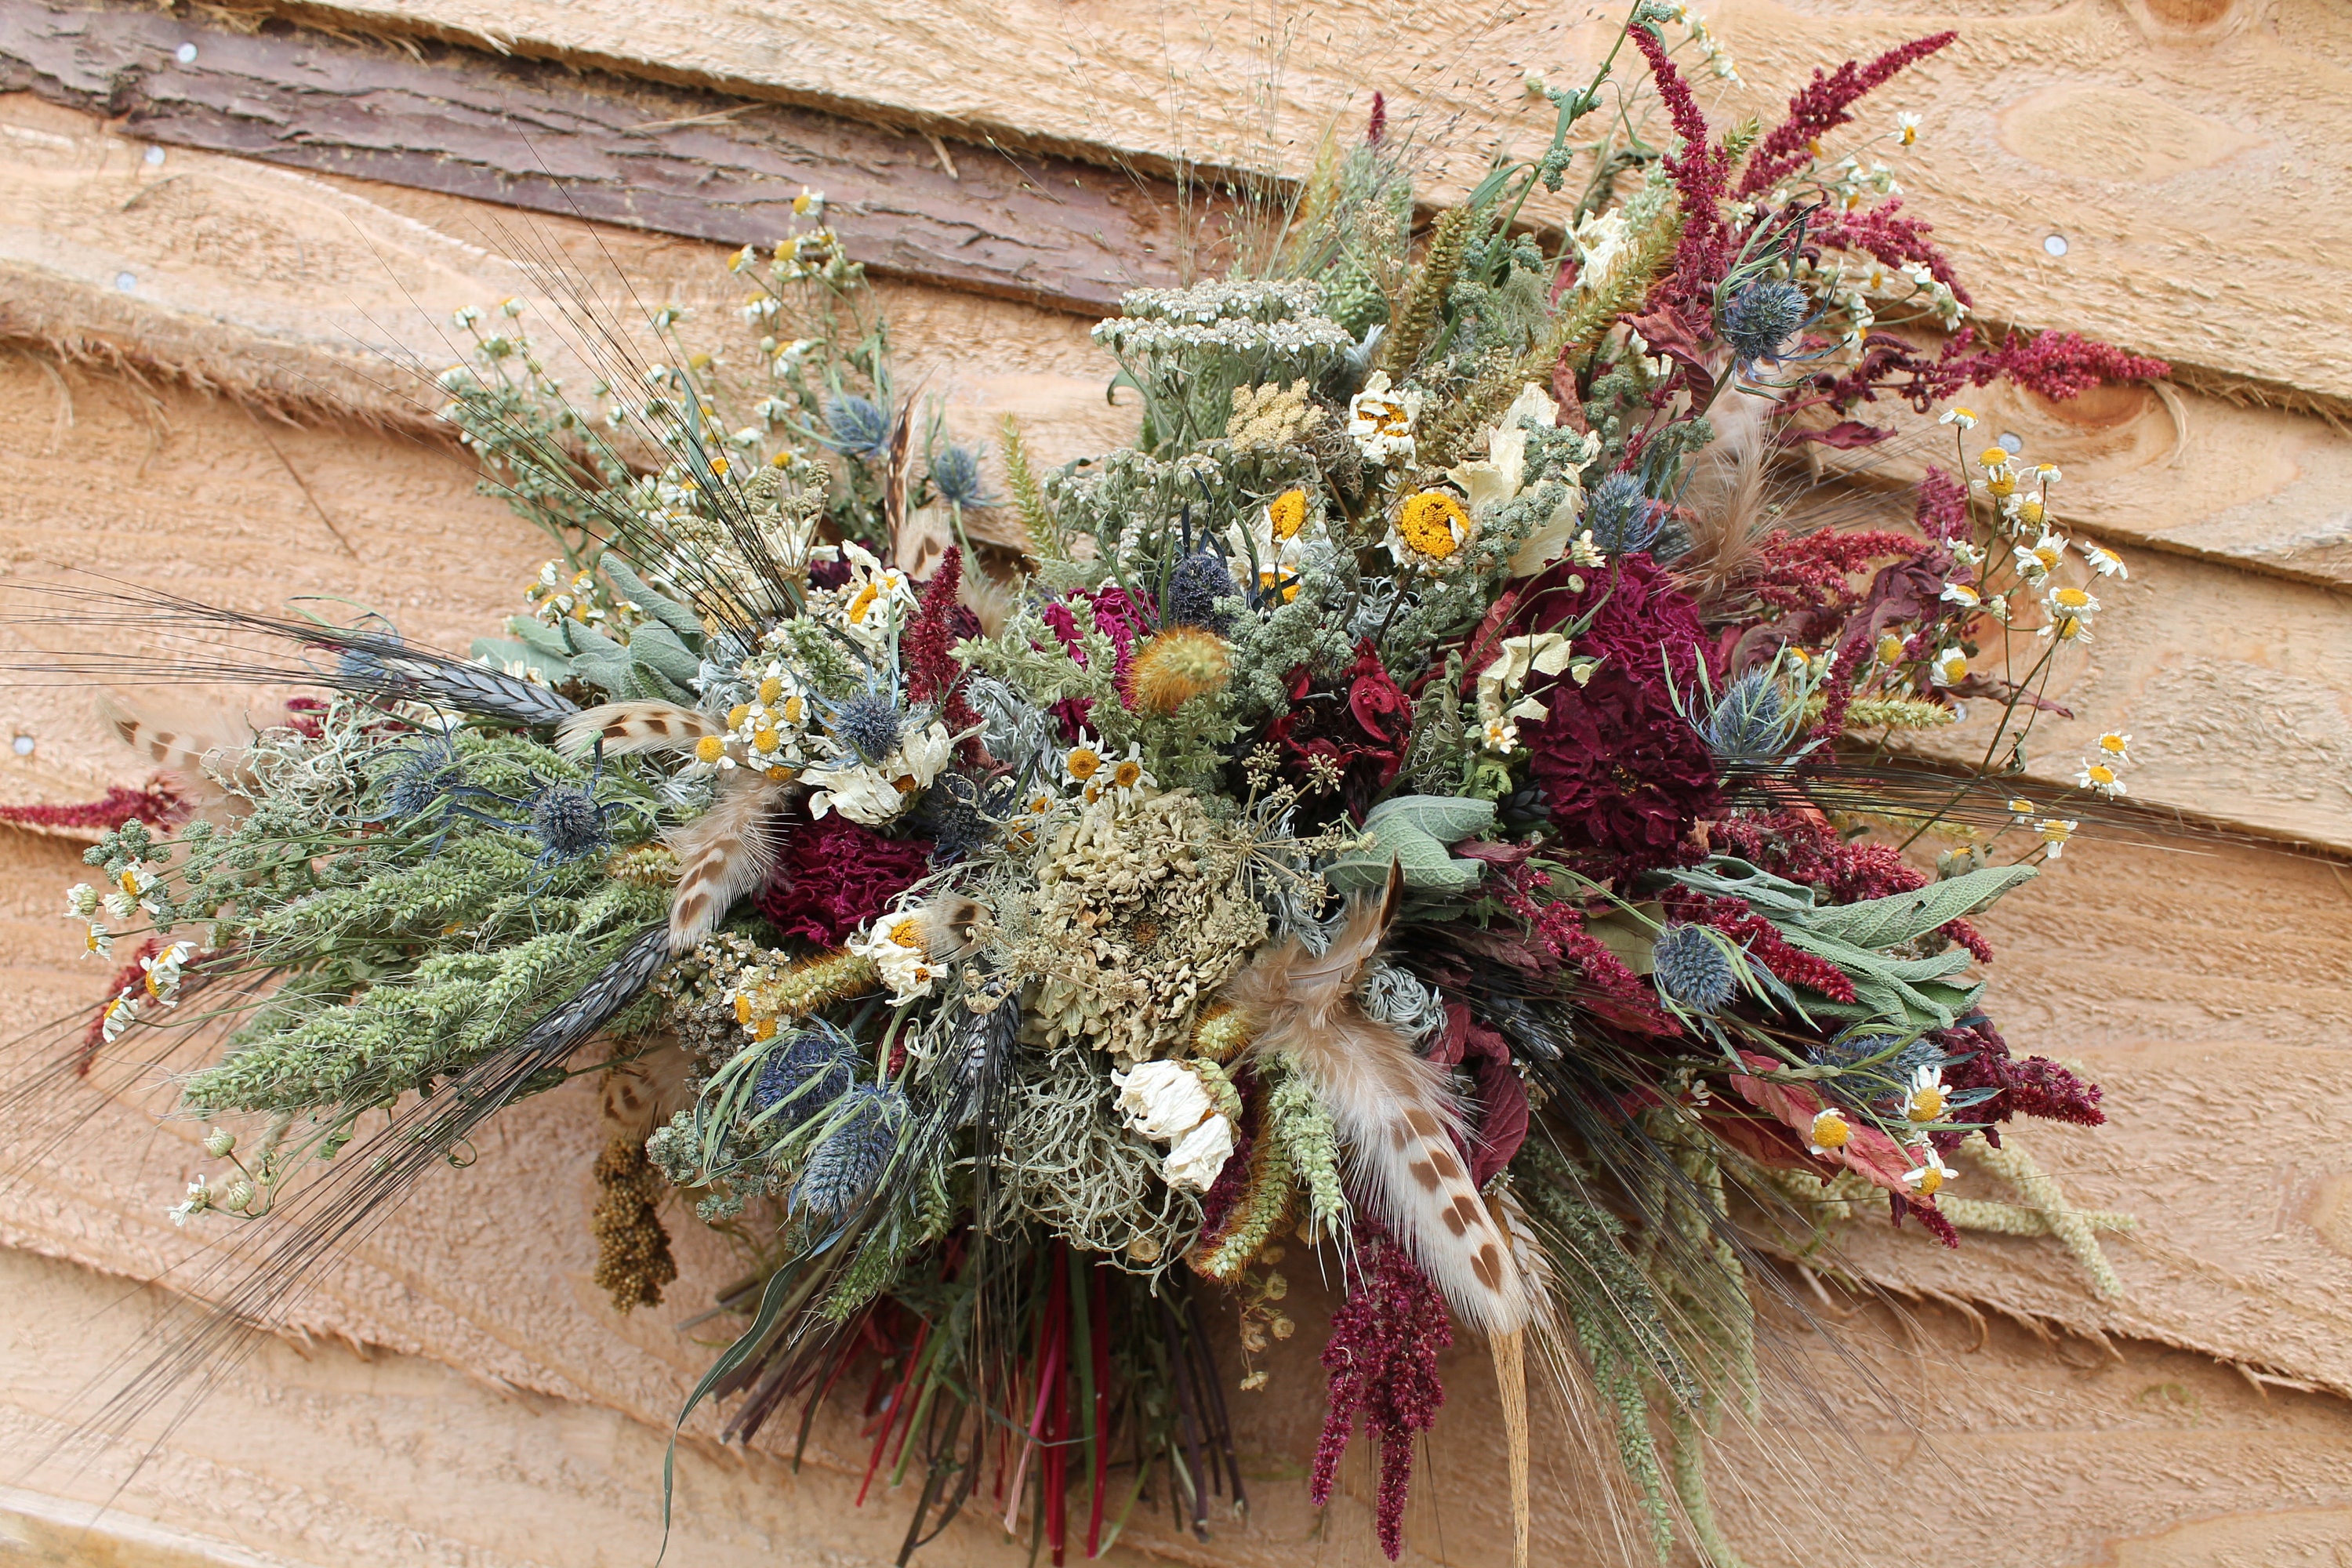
1006;789;1269;1063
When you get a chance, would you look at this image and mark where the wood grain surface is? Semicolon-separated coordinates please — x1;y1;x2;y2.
2;0;2350;1560
125;0;2352;405
0;0;1195;315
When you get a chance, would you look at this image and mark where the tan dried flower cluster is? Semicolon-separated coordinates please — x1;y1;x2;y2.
1012;789;1269;1063
1225;379;1327;452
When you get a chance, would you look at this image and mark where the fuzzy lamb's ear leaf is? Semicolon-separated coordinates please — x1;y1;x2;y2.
1327;826;1483;893
626;623;705;688
1363;794;1498;847
1800;863;2037;951
601;556;706;643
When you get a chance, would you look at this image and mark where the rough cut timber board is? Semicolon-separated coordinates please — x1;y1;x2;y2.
0;0;1200;315
122;0;2352;406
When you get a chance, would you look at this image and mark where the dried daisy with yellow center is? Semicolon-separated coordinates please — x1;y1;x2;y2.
1065;745;1104;781
1396;490;1470;563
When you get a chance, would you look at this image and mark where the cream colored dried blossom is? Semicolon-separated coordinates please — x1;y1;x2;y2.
1007;789;1269;1063
1226;379;1326;452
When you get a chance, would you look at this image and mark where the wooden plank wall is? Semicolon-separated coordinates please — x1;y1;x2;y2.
2;0;2349;1563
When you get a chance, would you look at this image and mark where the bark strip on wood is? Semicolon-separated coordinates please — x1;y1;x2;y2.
0;0;1202;314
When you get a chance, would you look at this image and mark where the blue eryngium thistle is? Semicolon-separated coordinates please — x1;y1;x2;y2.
1696;668;1809;766
1806;1033;1943;1113
794;1084;906;1216
528;782;608;863
822;394;894;461
1164;547;1238;631
380;738;459;818
1722;280;1808;365
832;692;903;762
1583;470;1663;554
1653;922;1737;1011
750;1028;858;1127
928;443;995;508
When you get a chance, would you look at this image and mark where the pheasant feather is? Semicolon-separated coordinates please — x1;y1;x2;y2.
662;769;791;953
1221;865;1532;1335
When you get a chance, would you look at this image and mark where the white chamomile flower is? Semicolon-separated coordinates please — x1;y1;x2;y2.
1903;1143;1957;1196
2080;543;2127;578
1808;1108;1853;1156
2036;818;2077;857
1904;1065;1948;1123
1896;111;1922;147
2094;731;2132;764
1929;647;1970;687
1939;406;1980;430
2075;760;2126;797
1939;583;1982;610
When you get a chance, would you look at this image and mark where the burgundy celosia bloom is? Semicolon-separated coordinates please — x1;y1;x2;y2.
1311;1234;1451;1559
0;779;189;834
1511;557;1719;862
1738;33;1959;201
753;812;934;947
1266;641;1412;822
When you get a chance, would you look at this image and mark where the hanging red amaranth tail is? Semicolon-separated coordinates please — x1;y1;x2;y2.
0;779;191;836
1367;90;1386;144
1737;31;1959;201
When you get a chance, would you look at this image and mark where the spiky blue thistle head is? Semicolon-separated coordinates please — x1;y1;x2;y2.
1584;471;1663;554
1806;1033;1943;1112
832;692;903;762
1698;669;1806;766
528;782;608;862
1653;922;1737;1012
1722;280;1808;365
1163;547;1237;632
793;1084;906;1217
750;1028;858;1127
379;739;459;818
823;394;894;461
928;443;993;508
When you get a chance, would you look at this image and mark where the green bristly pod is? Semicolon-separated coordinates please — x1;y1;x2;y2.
1265;1063;1348;1242
1189;1102;1294;1282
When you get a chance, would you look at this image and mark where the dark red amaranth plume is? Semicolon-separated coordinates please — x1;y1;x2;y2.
1711;810;1992;960
1937;1017;2105;1141
1367;90;1386;144
1816;324;2169;417
1738;31;1958;201
1311;1231;1450;1559
1663;887;1859;1002
1809;199;1971;307
0;778;190;836
1740;528;1925;616
1628;23;1738;310
1914;465;1969;543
